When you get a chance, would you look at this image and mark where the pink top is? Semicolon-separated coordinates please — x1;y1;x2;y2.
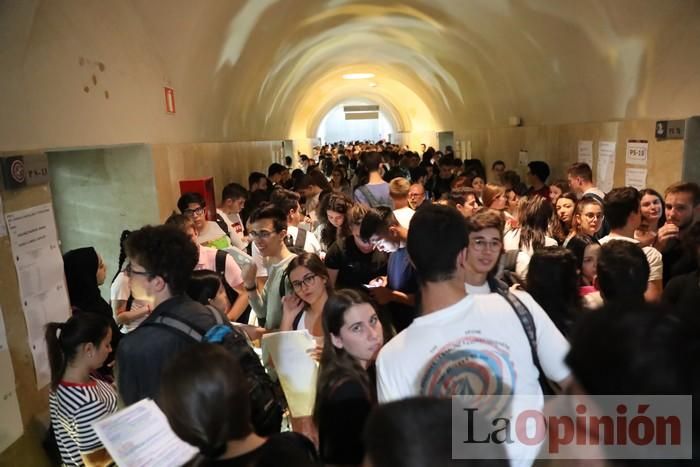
579;285;598;297
196;245;244;288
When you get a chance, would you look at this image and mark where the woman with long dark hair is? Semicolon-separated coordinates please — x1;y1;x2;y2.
552;192;577;244
187;270;231;315
635;188;666;247
313;289;384;466
280;253;332;338
45;313;117;466
315;193;353;252
110;230;151;332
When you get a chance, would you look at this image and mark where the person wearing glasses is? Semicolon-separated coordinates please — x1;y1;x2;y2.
280;253;331;338
241;205;297;330
598;187;664;302
463;210;506;295
177;192;231;250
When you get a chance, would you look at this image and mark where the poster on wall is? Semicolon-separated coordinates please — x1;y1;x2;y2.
4;203;71;388
626;140;648;165
0;307;24;453
596;141;616;193
577;140;594;167
518;149;529;167
625;168;648;190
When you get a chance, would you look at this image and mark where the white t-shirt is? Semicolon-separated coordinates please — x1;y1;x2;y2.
216;209;247;250
598;234;663;281
109;272;150;333
376;292;570;466
504;229;558;282
464;282;491;295
583;187;606;200
393;207;415;229
197;221;231;249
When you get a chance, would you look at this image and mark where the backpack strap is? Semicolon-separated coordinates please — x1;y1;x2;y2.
494;288;554;395
215;250;238;305
215;213;231;235
142;305;226;343
292;310;304;330
358;185;381;208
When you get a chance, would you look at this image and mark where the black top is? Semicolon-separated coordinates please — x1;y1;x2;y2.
662;270;700;312
325;237;387;289
116;295;215;405
316;374;375;465
662;238;697;285
204;433;318;467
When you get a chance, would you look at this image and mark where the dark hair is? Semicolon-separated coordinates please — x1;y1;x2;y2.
187;270;222;306
596;240;649;303
267;162;286;178
518;196;554;250
664;181;700;206
284;156;293;167
361;151;382;172
360;206;397;242
317;192;353;248
552;192;578;242
465;209;505;240
248;204;288;232
551;179;569;194
363;397;508;467
639;188;666;227
125;225;199;295
447;187;477;207
165;212;195;232
567;162;593;182
571;197;604;237
297;171;332;192
603;187;640;230
112;229;131;284
527;161;550;183
526;247;581;338
269;188;301;216
492;160;505;170
177;192;205;213
285;253;333;297
409;166;427;183
248;172;266;189
221;183;248;202
313;289;376;427
502;170;521;187
159;344;251;462
407;204;468;284
45;313;111;390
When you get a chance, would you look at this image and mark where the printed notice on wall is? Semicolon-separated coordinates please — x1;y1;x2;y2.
626;140;648;165
577;141;593;167
518;149;529;167
0;196;6;237
625;167;648;190
596;141;616;193
5;203;70;388
0;306;24;453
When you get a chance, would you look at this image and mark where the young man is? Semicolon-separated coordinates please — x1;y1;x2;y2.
241;205;296;330
464;210;505;294
267;163;288;189
269;188;322;254
177;192;231;250
375;204;571;466
116;225;203;404
596;239;650;306
657;182;700;284
217;182;249;250
429;159;454;201
598;187;663;302
165;214;249;321
567;162;605;199
248;172;268;193
526;160;551;200
447;187;480;218
296;172;327;229
491;160;506;184
407;183;427;210
354;151;392;208
360;207;418;333
388;177;414;229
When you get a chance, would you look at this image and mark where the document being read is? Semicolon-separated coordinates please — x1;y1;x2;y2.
262;330;319;417
93;399;197;467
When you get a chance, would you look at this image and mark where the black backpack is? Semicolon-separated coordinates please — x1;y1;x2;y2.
215;250;251;324
143;306;283;435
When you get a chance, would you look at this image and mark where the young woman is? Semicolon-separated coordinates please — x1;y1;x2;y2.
315;192;353;252
46;313;117;467
313;289;384;466
159;345;317;467
634;188;665;247
552;192;577;244
470;175;485;202
563;197;604;247
63;247;120;374
481;183;507;211
110;230;151;332
187;269;231;315
280;253;332;338
329;166;352;198
548;180;570;204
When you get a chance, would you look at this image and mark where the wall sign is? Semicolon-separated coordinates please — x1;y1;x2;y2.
656;119;685;140
0;154;49;190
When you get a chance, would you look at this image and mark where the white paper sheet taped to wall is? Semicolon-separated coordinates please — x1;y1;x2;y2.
596;141;616;193
0;306;24;454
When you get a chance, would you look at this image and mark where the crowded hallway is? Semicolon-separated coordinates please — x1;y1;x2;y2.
1;1;700;466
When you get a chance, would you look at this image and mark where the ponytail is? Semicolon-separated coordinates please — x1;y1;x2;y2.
112;230;132;284
45;312;111;390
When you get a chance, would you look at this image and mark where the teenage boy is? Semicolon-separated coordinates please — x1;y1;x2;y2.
241;205;296;330
217;183;249;250
269;188;322;254
526;161;551;200
657;182;700;284
165;214;249;321
389;177;414;229
178;192;231;250
376;204;571;466
464;210;505;294
360;207;418;333
598;187;663;302
567;162;605;199
491;160;506;184
447;187;480;218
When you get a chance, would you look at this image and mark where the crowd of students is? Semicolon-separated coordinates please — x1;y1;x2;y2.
46;140;700;466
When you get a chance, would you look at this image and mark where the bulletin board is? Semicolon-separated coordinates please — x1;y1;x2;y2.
0;182;56;467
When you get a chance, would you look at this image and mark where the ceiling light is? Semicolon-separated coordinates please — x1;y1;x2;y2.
368;82;377;87
342;73;375;80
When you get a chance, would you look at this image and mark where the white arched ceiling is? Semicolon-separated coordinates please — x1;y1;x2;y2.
2;0;700;148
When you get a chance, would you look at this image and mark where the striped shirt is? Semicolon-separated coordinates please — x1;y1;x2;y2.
49;377;118;466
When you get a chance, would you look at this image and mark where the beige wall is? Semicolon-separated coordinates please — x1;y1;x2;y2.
151;141;284;221
454;119;685;191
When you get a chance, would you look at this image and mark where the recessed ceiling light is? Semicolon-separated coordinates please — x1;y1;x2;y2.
368;82;377;87
342;73;375;80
